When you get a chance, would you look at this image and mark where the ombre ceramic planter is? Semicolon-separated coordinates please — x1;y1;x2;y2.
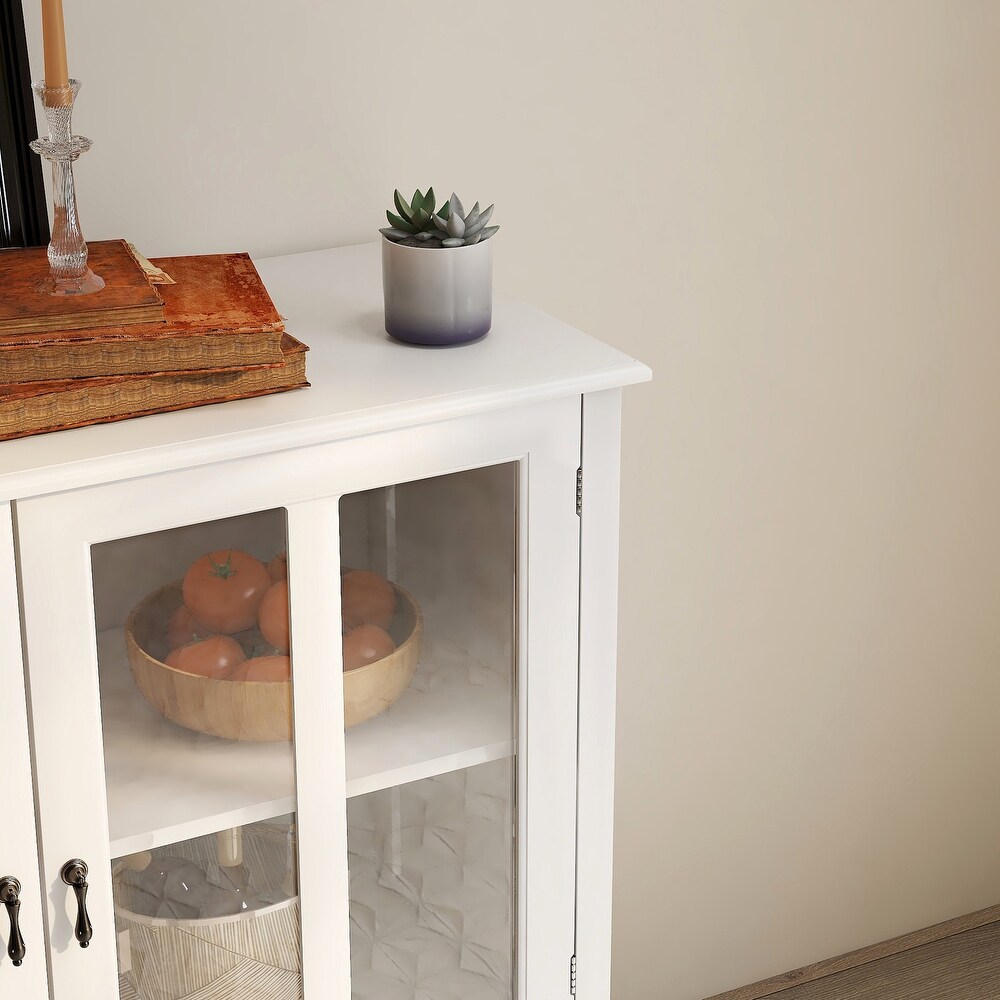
382;237;493;346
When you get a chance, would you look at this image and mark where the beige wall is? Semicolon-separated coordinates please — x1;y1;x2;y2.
25;2;1000;997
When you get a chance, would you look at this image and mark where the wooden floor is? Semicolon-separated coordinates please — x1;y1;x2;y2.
758;921;1000;999
708;904;1000;1000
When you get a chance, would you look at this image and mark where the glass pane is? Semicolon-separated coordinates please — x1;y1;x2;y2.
91;510;303;1000
340;464;517;1000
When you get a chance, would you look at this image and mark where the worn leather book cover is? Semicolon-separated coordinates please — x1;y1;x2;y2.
0;253;287;382
0;240;165;334
0;335;308;441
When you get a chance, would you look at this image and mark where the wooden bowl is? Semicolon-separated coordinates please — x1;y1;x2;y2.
125;580;423;742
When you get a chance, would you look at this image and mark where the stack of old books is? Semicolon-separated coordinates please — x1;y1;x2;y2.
0;240;309;441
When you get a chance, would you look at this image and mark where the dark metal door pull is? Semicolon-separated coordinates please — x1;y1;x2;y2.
60;860;92;948
0;876;26;966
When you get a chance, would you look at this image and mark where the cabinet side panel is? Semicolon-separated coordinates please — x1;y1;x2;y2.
577;389;624;1000
0;502;49;999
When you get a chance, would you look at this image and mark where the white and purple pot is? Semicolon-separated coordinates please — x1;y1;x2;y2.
382;237;493;347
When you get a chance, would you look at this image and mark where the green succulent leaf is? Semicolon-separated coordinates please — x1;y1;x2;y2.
436;202;451;220
433;214;449;233
410;206;431;229
414;231;434;241
464;204;494;237
380;227;412;242
393;190;413;224
411;188;435;215
464;203;481;230
441;237;465;248
386;210;418;234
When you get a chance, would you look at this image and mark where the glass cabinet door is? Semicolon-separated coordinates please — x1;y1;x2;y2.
17;484;325;1000
340;467;517;999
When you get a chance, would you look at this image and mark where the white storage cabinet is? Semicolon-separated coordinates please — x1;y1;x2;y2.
0;243;649;1000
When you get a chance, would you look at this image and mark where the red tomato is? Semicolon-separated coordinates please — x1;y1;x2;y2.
230;655;291;683
341;570;396;629
258;580;290;653
342;612;363;635
267;553;288;583
165;605;214;649
165;635;245;679
182;550;271;633
342;624;395;671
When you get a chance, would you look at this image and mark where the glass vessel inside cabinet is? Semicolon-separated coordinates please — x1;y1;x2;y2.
91;510;304;1000
340;463;518;1000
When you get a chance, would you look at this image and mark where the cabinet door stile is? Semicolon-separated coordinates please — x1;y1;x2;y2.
16;500;119;1000
517;404;582;997
286;500;351;1000
0;502;50;1000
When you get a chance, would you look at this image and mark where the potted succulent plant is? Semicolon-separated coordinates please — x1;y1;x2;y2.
380;188;499;346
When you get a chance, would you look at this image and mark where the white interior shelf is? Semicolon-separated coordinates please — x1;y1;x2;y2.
99;628;513;857
344;631;514;798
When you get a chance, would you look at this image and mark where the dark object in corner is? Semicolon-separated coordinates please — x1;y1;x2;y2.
0;0;49;249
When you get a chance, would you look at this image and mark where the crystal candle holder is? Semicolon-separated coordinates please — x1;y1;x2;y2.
30;80;104;296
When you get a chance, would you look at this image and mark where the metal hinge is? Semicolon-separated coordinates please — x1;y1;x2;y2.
570;953;577;996
576;467;583;516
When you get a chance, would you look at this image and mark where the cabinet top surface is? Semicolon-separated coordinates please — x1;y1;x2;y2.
0;242;650;498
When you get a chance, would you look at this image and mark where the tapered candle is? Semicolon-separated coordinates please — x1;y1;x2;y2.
40;0;69;90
